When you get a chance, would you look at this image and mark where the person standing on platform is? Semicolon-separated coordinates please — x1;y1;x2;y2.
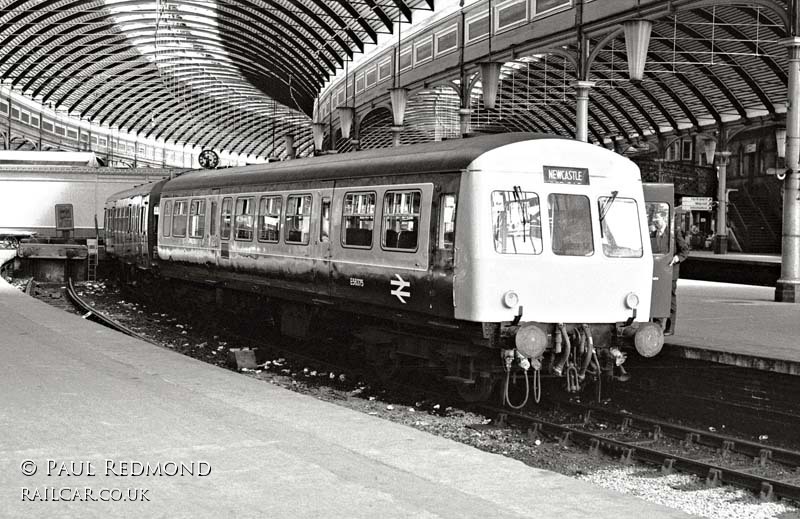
649;210;670;254
665;222;690;336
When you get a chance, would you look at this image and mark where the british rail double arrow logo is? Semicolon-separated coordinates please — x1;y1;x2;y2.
390;274;411;304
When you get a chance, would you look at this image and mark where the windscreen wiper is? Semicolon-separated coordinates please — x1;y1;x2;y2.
512;185;527;242
599;190;619;238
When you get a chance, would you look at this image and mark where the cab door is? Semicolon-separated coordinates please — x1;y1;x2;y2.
643;183;674;321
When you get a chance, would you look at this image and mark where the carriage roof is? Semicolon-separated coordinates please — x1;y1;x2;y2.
161;133;565;193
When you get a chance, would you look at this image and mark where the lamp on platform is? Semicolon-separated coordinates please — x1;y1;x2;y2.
311;122;325;152
703;138;717;165
776;127;787;159
623;19;652;82
337;106;354;140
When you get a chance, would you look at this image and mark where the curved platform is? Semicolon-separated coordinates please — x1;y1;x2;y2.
0;251;689;518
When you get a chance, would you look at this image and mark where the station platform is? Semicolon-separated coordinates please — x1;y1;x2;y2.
0;250;689;518
682;250;780;287
666;276;800;374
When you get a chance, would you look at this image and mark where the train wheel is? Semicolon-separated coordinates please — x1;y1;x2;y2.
455;375;496;402
364;343;403;385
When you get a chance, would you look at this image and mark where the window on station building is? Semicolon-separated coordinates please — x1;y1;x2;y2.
189;199;205;238
355;73;365;94
466;11;490;43
55;125;66;136
10;107;19;119
435;27;458;56
342;192;375;248
534;0;571;16
67;129;78;140
98;137;107;147
285;194;312;245
90;136;98;145
42;120;53;132
19;111;29;124
414;37;433;65
80;133;89;143
171;200;188;237
234;197;255;241
365;66;377;88
257;195;282;242
30;115;39;128
398;48;413;71
496;0;527;30
0;100;7;114
220;197;233;239
382;191;421;251
378;59;392;82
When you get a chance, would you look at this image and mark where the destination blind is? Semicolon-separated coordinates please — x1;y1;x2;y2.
543;166;590;185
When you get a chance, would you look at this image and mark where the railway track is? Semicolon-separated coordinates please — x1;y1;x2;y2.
26;278;160;346
64;278;158;345
475;400;800;502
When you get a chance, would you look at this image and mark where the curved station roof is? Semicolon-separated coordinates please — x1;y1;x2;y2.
0;0;432;158
0;0;794;159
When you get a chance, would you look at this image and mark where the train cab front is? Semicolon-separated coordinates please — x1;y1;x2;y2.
452;149;661;404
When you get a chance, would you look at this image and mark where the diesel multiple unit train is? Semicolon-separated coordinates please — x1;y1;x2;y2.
105;133;673;404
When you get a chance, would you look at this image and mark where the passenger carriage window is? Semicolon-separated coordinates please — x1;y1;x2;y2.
382;190;420;251
320;197;331;243
209;201;217;236
548;194;593;256
342;192;375;248
598;196;643;258
492;190;542;254
171;200;188;237
285;194;312;245
189;199;206;239
234;197;255;241
439;194;457;250
162;200;172;237
220;197;233;239
257;195;282;242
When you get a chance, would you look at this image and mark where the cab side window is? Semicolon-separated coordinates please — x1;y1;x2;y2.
439;194;456;250
162;200;172;237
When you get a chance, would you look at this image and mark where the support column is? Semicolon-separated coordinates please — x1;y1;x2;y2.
573;81;595;142
391;126;402;147
284;134;295;160
459;108;471;137
777;37;800;302
713;151;732;255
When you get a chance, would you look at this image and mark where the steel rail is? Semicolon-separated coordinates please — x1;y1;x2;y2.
66;278;158;345
476;403;800;502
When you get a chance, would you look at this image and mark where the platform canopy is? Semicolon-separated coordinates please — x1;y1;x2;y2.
0;0;432;158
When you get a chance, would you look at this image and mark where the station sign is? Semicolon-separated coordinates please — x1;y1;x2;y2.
543;166;590;185
681;196;713;211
